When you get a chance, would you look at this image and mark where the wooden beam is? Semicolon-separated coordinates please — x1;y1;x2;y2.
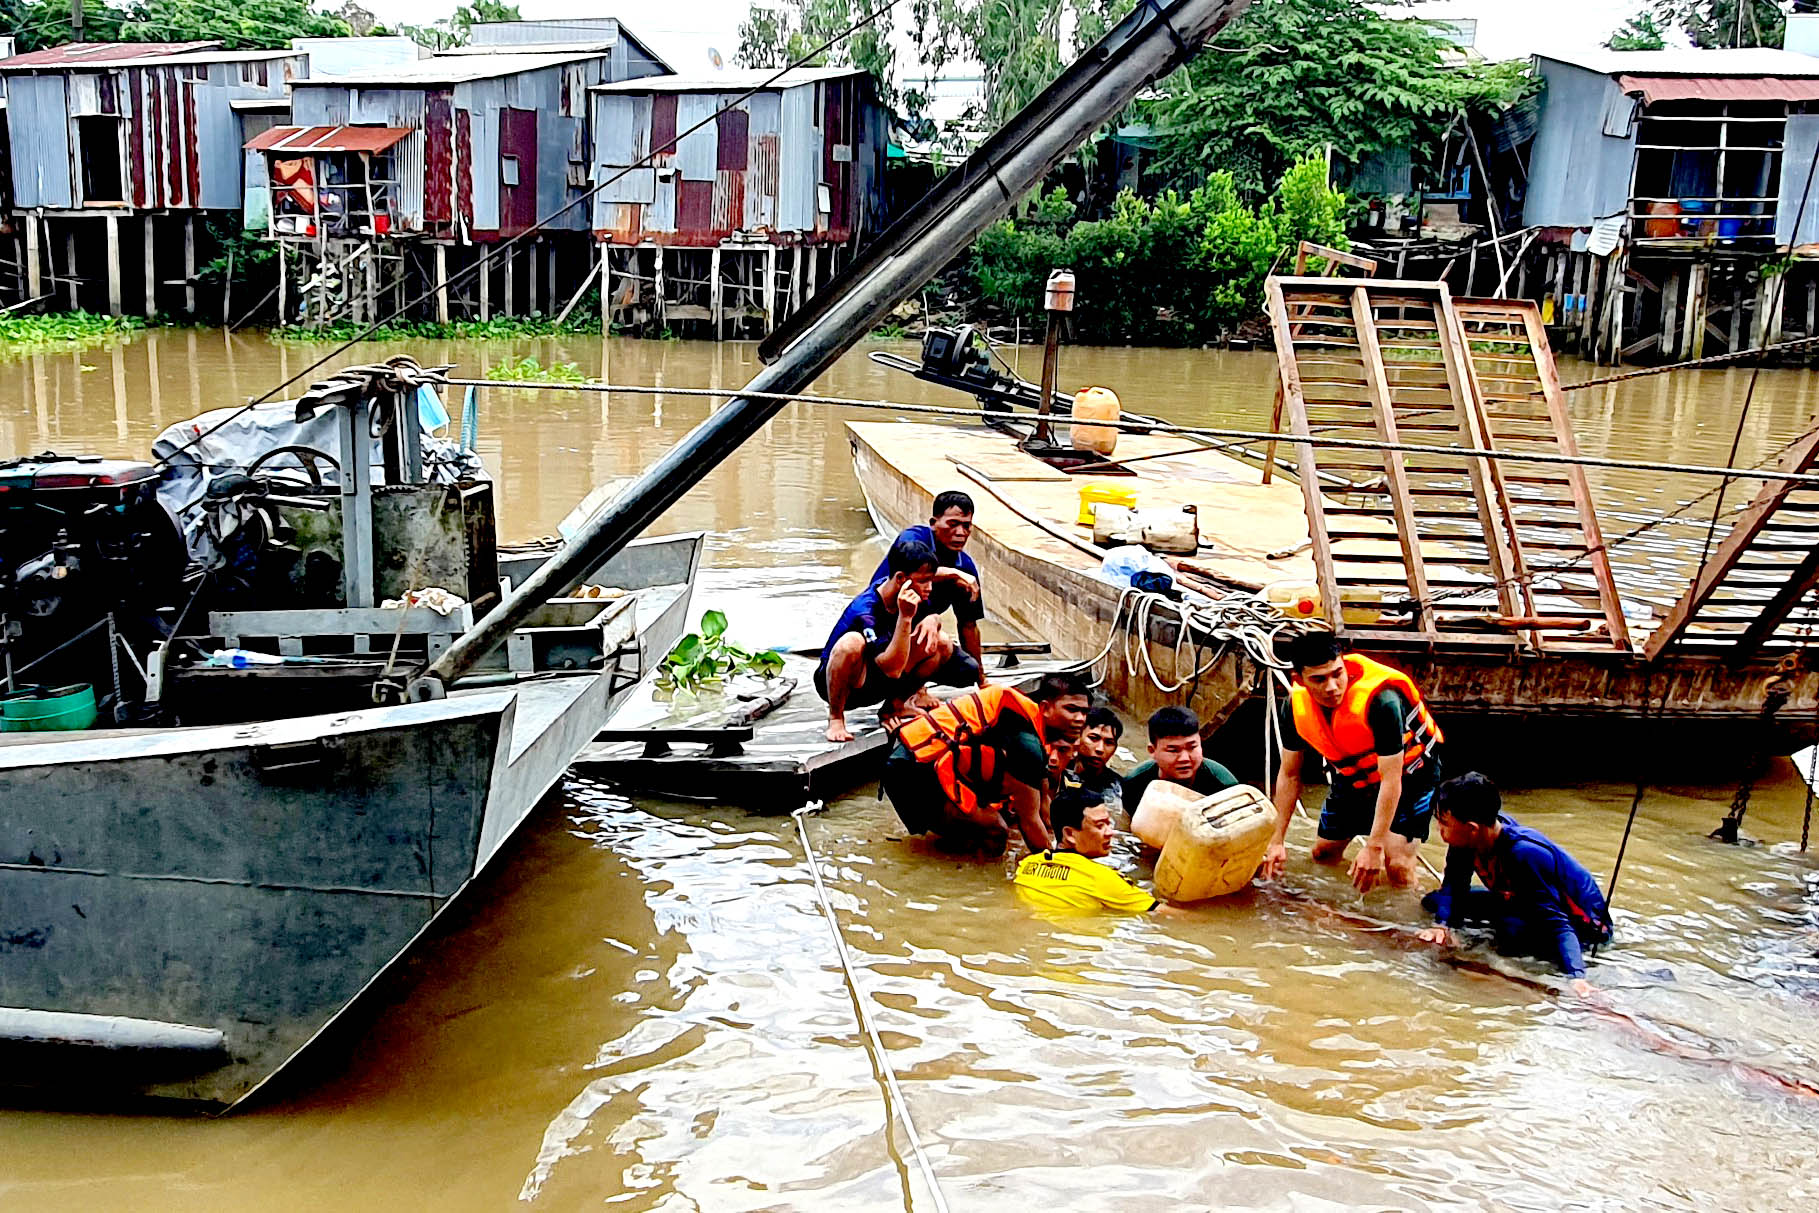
1349;285;1436;631
479;244;491;321
554;256;602;326
1432;285;1523;619
1517;303;1632;650
1267;279;1347;633
1731;545;1819;659
183;215;196;317
435;244;450;324
1644;419;1819;659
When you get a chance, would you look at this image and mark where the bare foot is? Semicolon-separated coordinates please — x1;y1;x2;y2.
909;687;939;710
826;717;854;743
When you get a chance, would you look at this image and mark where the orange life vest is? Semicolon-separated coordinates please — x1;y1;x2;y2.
1289;654;1442;790
896;686;1048;826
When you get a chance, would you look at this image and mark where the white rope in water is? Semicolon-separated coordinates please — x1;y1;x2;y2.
790;805;952;1213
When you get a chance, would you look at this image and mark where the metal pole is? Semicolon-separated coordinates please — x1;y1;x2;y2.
420;0;1252;693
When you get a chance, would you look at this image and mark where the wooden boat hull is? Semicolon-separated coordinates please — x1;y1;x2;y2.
848;423;1819;776
0;532;703;1110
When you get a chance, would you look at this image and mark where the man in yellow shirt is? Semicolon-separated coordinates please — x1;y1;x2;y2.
1014;791;1159;914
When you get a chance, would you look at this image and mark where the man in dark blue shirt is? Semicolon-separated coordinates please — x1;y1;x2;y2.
1419;773;1613;991
868;490;988;691
817;534;975;742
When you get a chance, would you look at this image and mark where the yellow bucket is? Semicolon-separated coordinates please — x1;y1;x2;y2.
1077;481;1137;525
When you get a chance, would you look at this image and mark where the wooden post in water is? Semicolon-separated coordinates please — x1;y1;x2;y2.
142;216;156;320
25;215;41;302
479;245;491;321
104;215;122;317
504;243;516;318
599;243;611;334
183;216;196;317
435;244;450;324
1686;261;1708;359
710;244;723;338
1662;269;1681;359
764;244;777;334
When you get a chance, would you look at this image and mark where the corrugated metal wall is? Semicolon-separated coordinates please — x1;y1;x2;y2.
7;74;73;208
1777;113;1819;245
590;77;884;247
1523;60;1639;229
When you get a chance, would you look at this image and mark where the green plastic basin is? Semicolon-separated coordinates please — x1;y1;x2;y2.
1;683;98;732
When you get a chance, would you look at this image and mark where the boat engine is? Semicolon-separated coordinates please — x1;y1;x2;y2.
0;454;187;685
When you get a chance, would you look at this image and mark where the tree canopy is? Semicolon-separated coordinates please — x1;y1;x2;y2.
1148;0;1530;194
735;0;896;103
3;0;352;51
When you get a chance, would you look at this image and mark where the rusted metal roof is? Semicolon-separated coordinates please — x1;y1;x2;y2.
1617;74;1819;103
246;125;414;154
304;48;609;86
591;66;866;94
0;41;219;70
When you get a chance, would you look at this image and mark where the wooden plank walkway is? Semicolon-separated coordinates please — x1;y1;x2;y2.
572;652;1065;812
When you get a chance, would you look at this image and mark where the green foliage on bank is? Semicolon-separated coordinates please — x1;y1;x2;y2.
965;157;1347;344
484;354;590;383
0;311;146;358
271;314;596;343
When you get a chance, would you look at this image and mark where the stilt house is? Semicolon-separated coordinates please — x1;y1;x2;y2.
588;67;887;337
249;20;670;326
1523;44;1819;363
0;40;302;316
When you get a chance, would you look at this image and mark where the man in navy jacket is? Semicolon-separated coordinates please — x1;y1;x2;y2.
1419;773;1613;993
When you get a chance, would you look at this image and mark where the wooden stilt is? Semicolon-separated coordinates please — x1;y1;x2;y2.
1662;269;1681;359
1807;276;1817;339
142;216;156;319
710;244;723;338
528;237;540;315
25;214;42;302
183;215;196;317
600;243;611;333
64;227;79;311
1728;273;1744;352
277;241;288;323
479;245;491;321
806;244;819;301
654;246;666;330
435;244;450;323
105;215;122;317
546;241;558;316
1686;261;1708;359
1607;251;1626;364
1551;250;1567;325
764;244;777;334
1580;254;1601;354
504;243;516;317
790;244;802;314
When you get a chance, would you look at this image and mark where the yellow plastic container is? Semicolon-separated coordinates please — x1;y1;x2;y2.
1264;580;1325;622
1070;385;1121;456
1130;777;1200;850
1076;480;1138;526
1153;784;1276;902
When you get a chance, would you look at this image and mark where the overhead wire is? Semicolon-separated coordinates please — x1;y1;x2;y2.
152;0;906;470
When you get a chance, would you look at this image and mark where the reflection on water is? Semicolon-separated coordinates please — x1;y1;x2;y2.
1;333;1817;1208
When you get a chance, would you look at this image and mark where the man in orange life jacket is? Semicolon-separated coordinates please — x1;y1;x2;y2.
882;670;1092;854
1261;631;1444;892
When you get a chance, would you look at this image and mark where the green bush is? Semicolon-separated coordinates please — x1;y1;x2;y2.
0;311;145;359
963;156;1347;344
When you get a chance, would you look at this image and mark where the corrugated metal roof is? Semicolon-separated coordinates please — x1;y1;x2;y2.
245;125;413;154
0;40;219;70
1617;74;1819;103
1540;47;1819;79
438;41;614;56
591;66;866;94
302;48;611;86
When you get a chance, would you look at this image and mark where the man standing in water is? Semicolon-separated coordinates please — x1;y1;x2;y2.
817;536;967;742
1418;773;1611;992
870;491;989;689
1014;789;1161;913
884;670;1092;853
1261;631;1443;892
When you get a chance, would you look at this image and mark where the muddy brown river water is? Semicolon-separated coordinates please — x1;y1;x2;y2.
1;331;1817;1209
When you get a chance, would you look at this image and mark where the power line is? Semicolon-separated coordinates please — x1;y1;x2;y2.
444;377;1819;489
153;0;905;469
